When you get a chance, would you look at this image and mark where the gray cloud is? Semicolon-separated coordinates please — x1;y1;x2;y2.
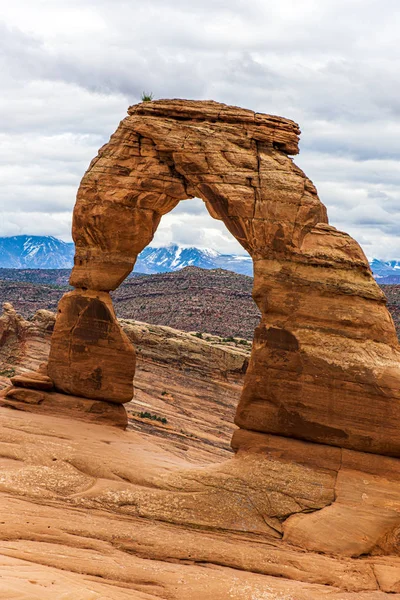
1;0;400;259
152;198;245;254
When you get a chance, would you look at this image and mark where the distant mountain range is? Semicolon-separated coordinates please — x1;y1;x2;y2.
0;236;74;269
134;245;253;275
369;259;400;283
0;236;253;275
0;235;400;282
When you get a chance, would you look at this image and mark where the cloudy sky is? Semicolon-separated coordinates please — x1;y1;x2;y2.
1;0;400;259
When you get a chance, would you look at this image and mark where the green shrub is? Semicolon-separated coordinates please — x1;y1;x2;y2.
141;91;154;102
138;411;167;425
0;367;15;377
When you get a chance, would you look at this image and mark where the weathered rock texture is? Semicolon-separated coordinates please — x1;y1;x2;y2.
0;394;400;597
0;305;247;443
48;290;135;403
0;305;249;386
1;307;400;597
44;99;400;457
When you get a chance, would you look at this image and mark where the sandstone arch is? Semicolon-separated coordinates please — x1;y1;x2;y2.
47;100;400;457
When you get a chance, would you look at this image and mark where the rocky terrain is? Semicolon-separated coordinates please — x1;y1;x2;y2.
2;99;400;598
1;304;400;598
0;278;65;317
0;304;249;453
2;267;400;340
0;268;71;286
0;267;261;339
112;267;259;340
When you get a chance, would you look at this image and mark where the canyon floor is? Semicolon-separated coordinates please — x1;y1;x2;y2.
0;306;400;598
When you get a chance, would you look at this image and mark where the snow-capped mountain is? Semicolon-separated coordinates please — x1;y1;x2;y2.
135;245;221;273
369;259;400;283
0;237;253;274
2;236;400;282
0;236;75;269
134;244;253;275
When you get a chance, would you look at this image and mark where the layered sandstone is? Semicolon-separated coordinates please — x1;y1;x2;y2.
1;308;400;596
3;99;400;595
0;305;247;446
47;290;135;403
0;303;53;386
41;99;400;457
0;305;249;384
0;387;400;597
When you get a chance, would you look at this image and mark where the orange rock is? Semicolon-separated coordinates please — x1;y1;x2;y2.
47;290;135;403
5;387;44;404
0;388;128;428
30;99;400;456
0;408;399;597
11;371;53;391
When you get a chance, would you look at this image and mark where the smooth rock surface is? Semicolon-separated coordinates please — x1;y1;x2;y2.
11;371;53;391
0;387;128;428
0;408;399;598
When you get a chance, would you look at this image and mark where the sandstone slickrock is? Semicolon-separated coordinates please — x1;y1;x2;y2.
0;305;249;385
0;303;54;394
5;387;45;404
10;371;53;391
0;409;399;597
41;98;400;457
1;307;400;595
2;388;128;428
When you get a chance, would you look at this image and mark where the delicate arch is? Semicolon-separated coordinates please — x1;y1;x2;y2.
70;100;326;290
48;100;400;457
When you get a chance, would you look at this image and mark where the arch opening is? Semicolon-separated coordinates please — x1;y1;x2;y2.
138;195;252;270
119;197;257;340
46;99;400;457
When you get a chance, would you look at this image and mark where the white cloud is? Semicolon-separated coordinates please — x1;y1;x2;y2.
152;198;246;255
0;0;400;259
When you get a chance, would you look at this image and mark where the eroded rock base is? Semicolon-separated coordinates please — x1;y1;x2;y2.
0;387;127;429
47;290;136;402
45;98;400;456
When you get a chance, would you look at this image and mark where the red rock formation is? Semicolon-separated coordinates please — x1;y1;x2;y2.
1;89;399;590
0;305;247;438
0;302;53;383
1;391;400;596
42;99;400;458
48;290;135;403
1;308;400;595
